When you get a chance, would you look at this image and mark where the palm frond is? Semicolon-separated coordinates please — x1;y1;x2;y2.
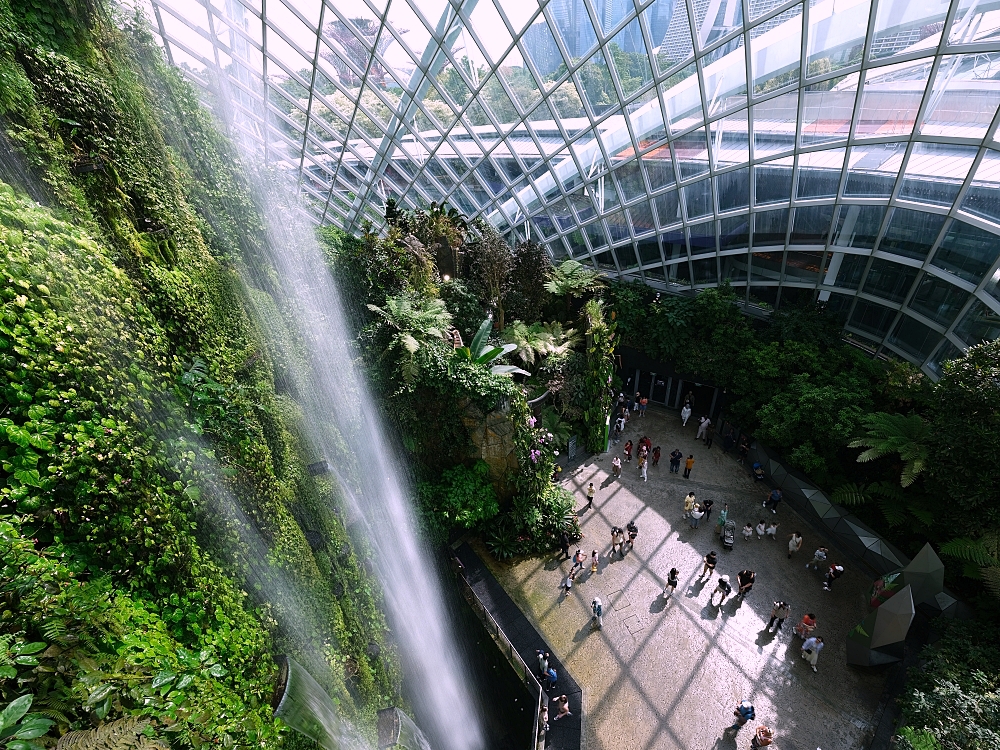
831;482;869;506
940;537;997;566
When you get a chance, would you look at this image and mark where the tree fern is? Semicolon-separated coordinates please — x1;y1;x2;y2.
831;482;869;506
56;716;168;750
848;412;929;487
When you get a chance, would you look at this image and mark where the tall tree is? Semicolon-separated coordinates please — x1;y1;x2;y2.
504;240;552;324
465;221;514;330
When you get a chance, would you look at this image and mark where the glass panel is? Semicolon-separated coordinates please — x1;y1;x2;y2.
900;143;977;207
674;127;711;179
663;65;703;129
863;258;919;303
954;299;1000;345
948;0;1000;45
522;18;564;79
752;90;798;159
790;205;834;244
615;243;640;269
662;229;687;260
609;25;654;99
832;205;884;249
961;150;1000;224
701;40;747;117
614;161;648;203
888;316;942;360
650;0;693;72
717;167;750;212
850;298;896;337
653;189;682;226
869;0;948;61
585;220;609;249
920;54;1000;140
796;148;845;199
754;208;790;246
986;266;1000;305
806;0;871;76
829;251;868;288
755;156;794;204
695;0;743;48
931;220;1000;284
605;210;632;243
646;154;676;190
684;178;714;219
751;5;803;95
856;59;932;138
844;143;904;198
693;257;719;284
908;274;968;326
877;208;946;261
926;340;963;377
666;260;692;285
799;74;858;146
594;250;616;268
784;250;825;280
638;239;663;264
550;0;599;60
721;251;750;281
578;51;621;115
720;215;750;250
629;201;657;236
749;285;779;308
688;221;717;255
751;250;784;281
712;110;750;168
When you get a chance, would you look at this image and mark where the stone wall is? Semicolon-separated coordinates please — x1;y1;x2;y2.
460;399;519;501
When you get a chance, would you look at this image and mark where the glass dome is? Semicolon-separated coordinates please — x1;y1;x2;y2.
147;0;1000;375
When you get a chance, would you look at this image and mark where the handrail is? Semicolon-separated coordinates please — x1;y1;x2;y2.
456;573;546;750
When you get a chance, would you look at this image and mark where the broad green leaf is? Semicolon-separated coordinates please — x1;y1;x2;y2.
152;672;176;689
0;695;32;731
11;643;46;656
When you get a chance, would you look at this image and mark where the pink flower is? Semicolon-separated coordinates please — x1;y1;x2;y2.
528;416;537;427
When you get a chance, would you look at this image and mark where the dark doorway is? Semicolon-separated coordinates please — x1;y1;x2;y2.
678;381;718;419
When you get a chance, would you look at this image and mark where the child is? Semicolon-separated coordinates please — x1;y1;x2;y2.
664;567;679;598
586;483;595;507
766;521;779;540
612;455;622;477
624;440;633;462
788;532;803;559
806;546;828;570
652;446;661;466
742;523;754;541
562;570;575;595
755;519;767;539
712;574;732;605
590;549;599;573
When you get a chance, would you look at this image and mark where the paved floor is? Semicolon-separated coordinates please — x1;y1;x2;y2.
476;405;887;750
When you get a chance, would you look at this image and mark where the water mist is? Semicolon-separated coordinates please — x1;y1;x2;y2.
241;180;484;750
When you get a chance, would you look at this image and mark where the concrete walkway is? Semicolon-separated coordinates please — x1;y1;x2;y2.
477;405;887;750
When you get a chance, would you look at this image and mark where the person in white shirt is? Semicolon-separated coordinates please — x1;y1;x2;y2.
680;403;692;426
742;523;754;541
755;520;767;539
800;636;824;672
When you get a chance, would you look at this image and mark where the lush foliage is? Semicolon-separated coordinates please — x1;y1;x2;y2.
416;461;499;545
896;619;1000;750
0;5;401;747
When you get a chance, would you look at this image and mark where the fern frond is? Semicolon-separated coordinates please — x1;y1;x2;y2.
831;483;869;506
980;566;1000;599
940;538;998;566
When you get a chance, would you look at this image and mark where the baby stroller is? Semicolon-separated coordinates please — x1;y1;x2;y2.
722;519;736;550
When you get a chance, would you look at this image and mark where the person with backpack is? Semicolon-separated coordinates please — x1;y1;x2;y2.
731;699;754;729
806;546;828;570
591;597;603;629
768;601;790;631
669;448;683;473
712;574;732;605
571;549;586;573
544;666;558;690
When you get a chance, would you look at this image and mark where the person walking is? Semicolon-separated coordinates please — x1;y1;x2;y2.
738;437;750;465
683;454;695;478
561;570;575;595
664;567;680;598
536;650;550;679
723;428;736;454
680;403;692;426
633;392;641;412
794;612;817;639
591;597;604;629
590;549;599;574
764;487;782;514
800;636;824;672
701;550;718;578
612;455;622;478
684;391;695;410
806;546;829;570
552;695;571;721
695;416;709;441
742;522;754;541
765;521;780;540
669;448;683;474
586;482;595;508
752;725;775;748
704;423;715;448
626;520;639;550
544;666;558;690
702;497;715;522
640;396;648;416
624;440;633;463
610;527;624;557
559;531;570;560
755;519;767;539
768;601;791;631
713;574;732;605
731;700;754;729
823;564;845;591
571;549;586;573
683;492;697;518
787;532;803;559
652;446;661;467
637;452;647;481
736;569;756;598
689;503;705;528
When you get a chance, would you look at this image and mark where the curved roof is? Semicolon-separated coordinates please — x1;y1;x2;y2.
148;0;1000;374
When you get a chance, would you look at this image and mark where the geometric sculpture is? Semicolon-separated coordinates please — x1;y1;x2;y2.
900;543;947;613
846;585;916;666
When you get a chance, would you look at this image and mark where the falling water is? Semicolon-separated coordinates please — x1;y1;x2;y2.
241;179;484;750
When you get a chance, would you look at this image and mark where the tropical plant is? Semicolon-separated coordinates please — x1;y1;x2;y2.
367;293;453;382
831;481;934;528
580;299;617;453
55;716;168;750
504;240;552;324
465;221;515;329
545;259;601;317
502;321;581;368
0;694;54;750
454;318;529;377
939;533;1000;598
849;412;930;487
539;406;572;450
